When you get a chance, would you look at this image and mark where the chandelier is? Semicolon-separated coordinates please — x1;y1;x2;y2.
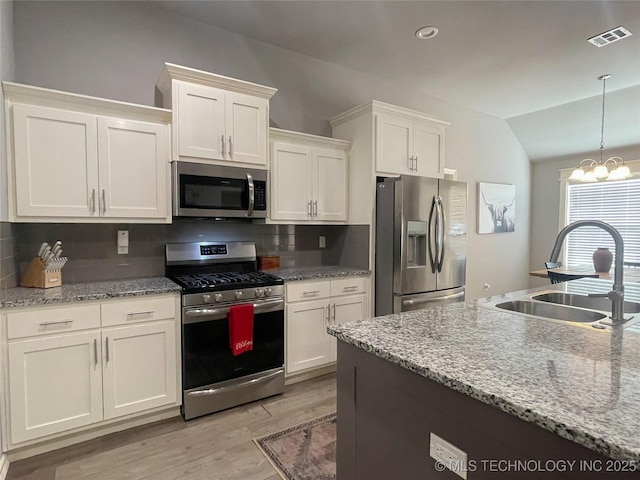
569;74;632;182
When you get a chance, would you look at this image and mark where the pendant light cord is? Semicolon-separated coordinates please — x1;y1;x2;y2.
600;75;607;163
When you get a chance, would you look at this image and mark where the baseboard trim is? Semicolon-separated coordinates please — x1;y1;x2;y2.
7;407;180;462
285;363;336;386
0;453;9;480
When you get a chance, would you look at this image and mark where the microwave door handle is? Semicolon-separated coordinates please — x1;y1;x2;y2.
246;173;255;217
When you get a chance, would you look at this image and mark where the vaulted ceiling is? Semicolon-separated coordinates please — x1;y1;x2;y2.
156;1;639;162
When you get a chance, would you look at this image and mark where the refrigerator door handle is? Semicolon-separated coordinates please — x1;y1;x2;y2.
427;195;438;273
437;196;446;272
402;290;465;308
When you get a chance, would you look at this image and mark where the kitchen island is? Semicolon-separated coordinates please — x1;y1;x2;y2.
328;279;640;479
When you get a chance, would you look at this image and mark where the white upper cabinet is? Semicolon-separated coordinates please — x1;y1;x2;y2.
12;104;99;218
269;128;350;224
332;100;449;179
156;63;276;169
3;82;171;223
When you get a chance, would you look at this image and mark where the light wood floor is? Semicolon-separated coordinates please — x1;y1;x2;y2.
7;373;336;480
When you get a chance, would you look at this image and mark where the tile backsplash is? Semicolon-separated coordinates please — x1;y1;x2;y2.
0;222;18;291
11;220;369;284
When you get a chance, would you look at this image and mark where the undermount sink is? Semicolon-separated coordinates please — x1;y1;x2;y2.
494;300;608;323
531;292;640;314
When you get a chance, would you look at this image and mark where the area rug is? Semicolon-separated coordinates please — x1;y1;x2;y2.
254;412;337;480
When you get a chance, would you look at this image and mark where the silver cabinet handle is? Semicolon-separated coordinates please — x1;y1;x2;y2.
105;337;109;363
302;290;320;296
408;156;412;171
343;285;359;292
90;189;96;214
308;200;313;217
221;134;226;157
326;303;331;324
94;338;98;366
413;156;418;172
127;310;154;319
40;319;73;327
331;304;336;324
313;200;318;217
228;136;233;157
247;173;255;217
101;189;106;214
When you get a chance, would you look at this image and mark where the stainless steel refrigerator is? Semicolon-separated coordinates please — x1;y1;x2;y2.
375;176;467;316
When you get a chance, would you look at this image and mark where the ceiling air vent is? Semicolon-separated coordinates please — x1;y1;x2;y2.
588;26;632;47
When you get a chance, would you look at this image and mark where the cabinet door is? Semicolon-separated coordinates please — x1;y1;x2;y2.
270;141;314;221
315;147;348;222
176;82;226;160
226;93;268;166
8;331;103;444
12;104;99;217
413;121;444;179
98;117;168;219
331;294;368;362
102;321;177;420
286;299;332;374
375;113;412;176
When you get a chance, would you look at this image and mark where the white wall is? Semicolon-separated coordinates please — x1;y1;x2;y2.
529;144;640;289
11;1;531;300
0;0;14;222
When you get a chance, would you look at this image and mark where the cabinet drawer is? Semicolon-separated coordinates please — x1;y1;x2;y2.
100;295;176;327
7;304;101;340
286;280;331;303
330;276;368;297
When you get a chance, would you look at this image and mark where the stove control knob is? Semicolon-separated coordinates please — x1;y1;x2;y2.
235;291;244;300
214;293;223;302
255;288;264;298
202;294;211;304
264;287;273;297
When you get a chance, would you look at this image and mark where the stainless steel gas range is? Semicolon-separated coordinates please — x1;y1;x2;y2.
165;241;285;420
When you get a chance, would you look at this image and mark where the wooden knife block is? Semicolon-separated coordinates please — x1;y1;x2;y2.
20;257;62;288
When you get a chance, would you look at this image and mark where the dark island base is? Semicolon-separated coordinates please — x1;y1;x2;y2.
336;341;640;479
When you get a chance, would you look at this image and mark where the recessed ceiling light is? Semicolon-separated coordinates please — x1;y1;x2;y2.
415;26;439;40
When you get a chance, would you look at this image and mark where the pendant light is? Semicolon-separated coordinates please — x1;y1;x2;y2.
569;74;632;182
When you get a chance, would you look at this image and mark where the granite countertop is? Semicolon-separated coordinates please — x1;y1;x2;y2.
328;278;640;464
0;277;181;309
270;265;371;282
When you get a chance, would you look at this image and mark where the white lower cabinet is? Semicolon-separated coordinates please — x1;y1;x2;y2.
285;276;369;376
5;294;179;446
8;330;103;444
102;320;177;420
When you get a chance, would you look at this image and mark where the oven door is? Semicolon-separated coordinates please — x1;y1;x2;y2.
181;297;284;391
173;161;267;218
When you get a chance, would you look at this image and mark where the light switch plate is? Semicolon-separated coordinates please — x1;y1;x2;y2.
117;230;129;255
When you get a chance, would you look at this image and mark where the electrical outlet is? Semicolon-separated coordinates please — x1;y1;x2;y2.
319;236;326;248
429;433;468;479
117;230;129;255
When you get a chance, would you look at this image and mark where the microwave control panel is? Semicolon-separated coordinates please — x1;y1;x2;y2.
254;182;267;210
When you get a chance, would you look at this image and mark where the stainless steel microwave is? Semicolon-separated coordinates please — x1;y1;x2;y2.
172;162;267;219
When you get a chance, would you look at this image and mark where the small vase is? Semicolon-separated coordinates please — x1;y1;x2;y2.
592;248;613;273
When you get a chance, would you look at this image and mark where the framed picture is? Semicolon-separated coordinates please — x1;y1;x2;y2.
478;182;516;234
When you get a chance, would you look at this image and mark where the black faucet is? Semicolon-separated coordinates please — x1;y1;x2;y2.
549;220;625;325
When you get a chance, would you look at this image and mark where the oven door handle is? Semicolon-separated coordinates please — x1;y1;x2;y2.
183;298;284;323
187;368;284;397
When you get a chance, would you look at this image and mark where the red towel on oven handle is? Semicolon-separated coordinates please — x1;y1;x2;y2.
228;303;254;356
